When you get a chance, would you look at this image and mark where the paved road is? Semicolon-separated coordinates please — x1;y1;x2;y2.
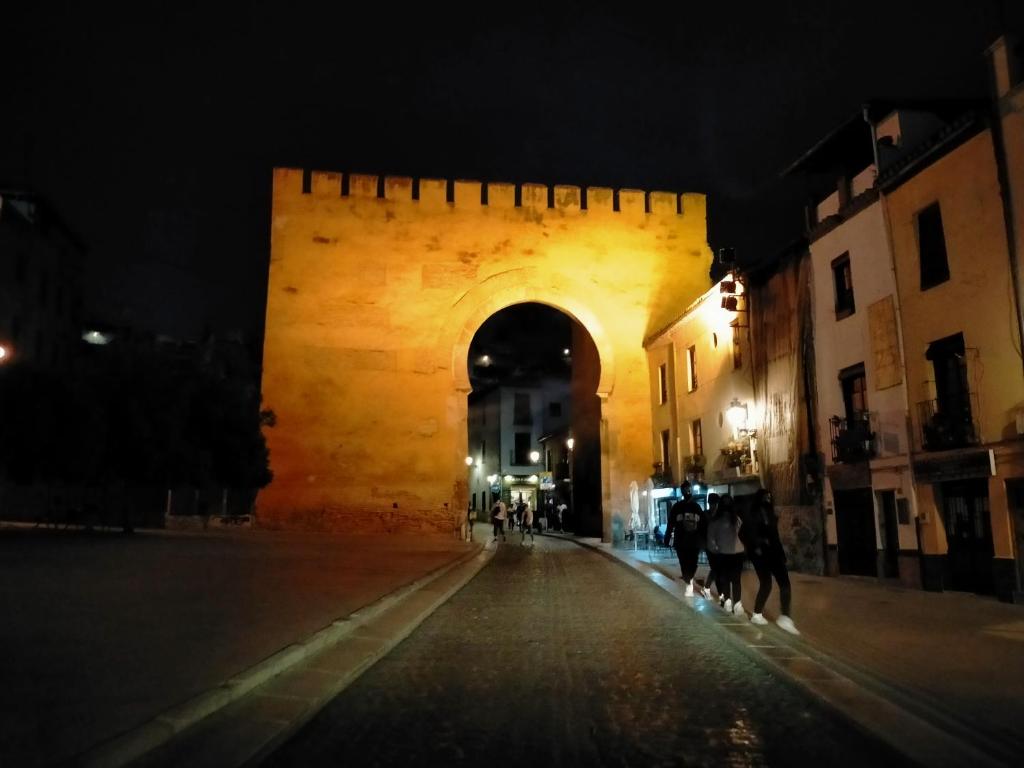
267;535;902;767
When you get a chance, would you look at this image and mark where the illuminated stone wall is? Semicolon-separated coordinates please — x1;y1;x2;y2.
260;168;712;536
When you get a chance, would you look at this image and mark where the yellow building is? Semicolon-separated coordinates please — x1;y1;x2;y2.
989;35;1024;600
260;170;713;539
880;110;1024;601
643;272;759;496
644;249;825;572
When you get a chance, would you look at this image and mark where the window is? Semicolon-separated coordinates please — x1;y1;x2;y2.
917;202;950;290
549;401;562;418
472;492;476;511
481;440;486;460
513;393;532;425
658;363;668;404
832;252;855;318
660;429;671;469
514;432;531;465
691;419;703;456
731;325;742;370
927;333;969;417
687;346;697;391
839;363;867;422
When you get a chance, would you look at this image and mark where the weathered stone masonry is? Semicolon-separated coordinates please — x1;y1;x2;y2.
260;168;713;537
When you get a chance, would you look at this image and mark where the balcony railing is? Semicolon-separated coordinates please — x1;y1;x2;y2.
829;412;876;464
916;394;980;451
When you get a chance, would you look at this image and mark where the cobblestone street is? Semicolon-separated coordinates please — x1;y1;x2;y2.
267;535;901;767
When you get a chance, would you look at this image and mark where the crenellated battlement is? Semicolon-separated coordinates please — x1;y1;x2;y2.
274;167;704;219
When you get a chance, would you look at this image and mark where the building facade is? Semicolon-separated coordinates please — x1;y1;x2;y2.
466;378;570;516
880;109;1024;601
0;192;82;372
260;169;713;537
788;111;922;587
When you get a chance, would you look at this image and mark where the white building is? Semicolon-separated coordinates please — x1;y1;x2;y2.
466;377;571;515
784;106;966;586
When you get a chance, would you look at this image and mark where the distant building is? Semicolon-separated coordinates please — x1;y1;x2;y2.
0;191;83;371
466;378;570;517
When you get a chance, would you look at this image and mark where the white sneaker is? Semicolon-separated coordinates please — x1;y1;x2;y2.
732;601;745;617
776;615;800;635
684;581;694;597
700;586;711;600
724;598;733;612
750;612;768;625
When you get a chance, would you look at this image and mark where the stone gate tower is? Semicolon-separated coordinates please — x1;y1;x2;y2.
259;168;712;539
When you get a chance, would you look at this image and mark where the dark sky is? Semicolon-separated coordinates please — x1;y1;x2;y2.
3;2;1021;346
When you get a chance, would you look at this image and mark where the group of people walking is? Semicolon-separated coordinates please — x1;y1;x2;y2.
489;497;535;545
663;481;798;634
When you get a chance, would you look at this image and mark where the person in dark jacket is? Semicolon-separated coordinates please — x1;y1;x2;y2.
742;489;798;634
664;481;704;597
700;493;720;599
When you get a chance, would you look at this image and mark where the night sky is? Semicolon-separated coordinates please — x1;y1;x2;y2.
3;2;1021;347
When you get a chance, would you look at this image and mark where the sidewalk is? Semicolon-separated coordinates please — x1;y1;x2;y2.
0;524;476;767
579;535;1024;763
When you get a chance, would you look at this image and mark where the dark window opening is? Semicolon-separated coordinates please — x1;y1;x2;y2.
731;325;742;370
513;393;532;425
917;202;950;290
839;363;867;422
658;363;668;404
832;252;855;318
687;346;697;391
660;429;671;471
691;419;703;457
514;432;532;465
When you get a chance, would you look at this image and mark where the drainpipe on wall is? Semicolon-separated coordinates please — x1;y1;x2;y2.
864;105;923;550
985;40;1024;382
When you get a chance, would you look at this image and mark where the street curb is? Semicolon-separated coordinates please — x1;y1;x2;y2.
242;542;496;767
73;541;490;768
559;534;1009;768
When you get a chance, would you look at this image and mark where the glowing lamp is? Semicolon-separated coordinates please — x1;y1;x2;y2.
0;344;8;363
465;456;474;466
566;437;575;451
727;398;748;430
529;450;540;464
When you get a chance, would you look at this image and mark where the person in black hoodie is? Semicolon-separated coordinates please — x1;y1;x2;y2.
664;481;704;597
743;489;799;634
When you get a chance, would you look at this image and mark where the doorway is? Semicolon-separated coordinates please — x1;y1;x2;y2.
1007;479;1024;599
465;303;603;537
877;490;900;578
834;487;878;576
939;479;994;594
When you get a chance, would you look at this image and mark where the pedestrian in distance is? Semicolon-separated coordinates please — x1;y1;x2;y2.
520;502;535;545
555;501;567;532
664;481;704;597
491;498;507;542
707;493;746;616
742;489;799;634
701;493;721;600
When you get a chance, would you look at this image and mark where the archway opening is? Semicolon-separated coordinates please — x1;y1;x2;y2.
464;302;603;537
